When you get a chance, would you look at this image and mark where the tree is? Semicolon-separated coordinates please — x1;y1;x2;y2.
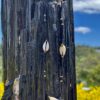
1;0;76;100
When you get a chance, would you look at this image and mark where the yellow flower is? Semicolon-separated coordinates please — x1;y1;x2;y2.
77;83;100;100
0;82;4;100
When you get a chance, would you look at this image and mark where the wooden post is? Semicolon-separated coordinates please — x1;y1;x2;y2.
1;0;76;100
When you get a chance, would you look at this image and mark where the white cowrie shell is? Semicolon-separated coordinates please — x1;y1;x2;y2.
43;40;49;53
48;96;59;100
59;43;66;58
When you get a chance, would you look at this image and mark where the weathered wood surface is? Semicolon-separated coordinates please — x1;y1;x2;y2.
1;0;76;100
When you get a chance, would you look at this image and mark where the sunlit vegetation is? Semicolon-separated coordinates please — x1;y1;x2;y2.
76;45;100;86
0;82;4;100
77;83;100;100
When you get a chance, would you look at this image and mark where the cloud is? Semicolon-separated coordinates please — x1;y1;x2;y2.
75;26;91;34
73;0;100;14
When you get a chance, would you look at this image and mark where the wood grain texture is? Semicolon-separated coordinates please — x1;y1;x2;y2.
1;0;76;100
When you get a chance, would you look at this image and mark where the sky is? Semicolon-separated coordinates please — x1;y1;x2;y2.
0;0;100;47
74;0;100;47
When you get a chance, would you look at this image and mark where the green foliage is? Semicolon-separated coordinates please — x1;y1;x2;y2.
76;45;100;86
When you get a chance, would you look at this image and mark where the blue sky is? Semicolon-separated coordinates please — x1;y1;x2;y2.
74;12;100;46
0;0;100;47
74;0;100;47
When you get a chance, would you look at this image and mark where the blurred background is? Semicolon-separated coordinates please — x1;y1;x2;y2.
74;0;100;86
0;0;100;99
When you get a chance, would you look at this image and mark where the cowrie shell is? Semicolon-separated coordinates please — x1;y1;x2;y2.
48;96;59;100
43;40;49;53
59;43;66;58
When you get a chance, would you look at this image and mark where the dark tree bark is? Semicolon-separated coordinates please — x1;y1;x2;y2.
1;0;76;100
